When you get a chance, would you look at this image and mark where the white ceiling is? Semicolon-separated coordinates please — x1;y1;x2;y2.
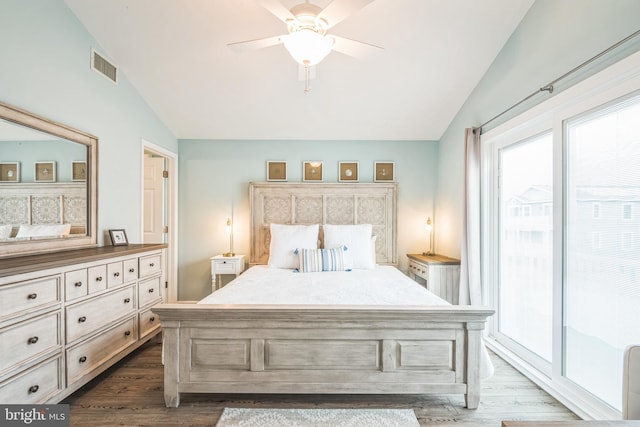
65;0;534;141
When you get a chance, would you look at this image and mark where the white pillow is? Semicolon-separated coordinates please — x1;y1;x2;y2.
16;224;71;238
323;224;374;269
0;224;12;239
268;224;319;269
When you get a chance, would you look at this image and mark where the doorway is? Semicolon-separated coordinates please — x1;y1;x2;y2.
142;140;178;303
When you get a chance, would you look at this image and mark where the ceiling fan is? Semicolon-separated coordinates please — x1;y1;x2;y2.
228;0;382;92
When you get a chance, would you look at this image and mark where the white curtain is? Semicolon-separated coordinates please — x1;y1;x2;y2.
459;127;483;306
459;127;494;379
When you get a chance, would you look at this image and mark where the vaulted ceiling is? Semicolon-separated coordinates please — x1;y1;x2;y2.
65;0;534;140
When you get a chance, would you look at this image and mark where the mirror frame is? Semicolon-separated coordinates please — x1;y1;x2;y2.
0;101;98;257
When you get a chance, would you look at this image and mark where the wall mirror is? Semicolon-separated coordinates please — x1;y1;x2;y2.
0;101;98;257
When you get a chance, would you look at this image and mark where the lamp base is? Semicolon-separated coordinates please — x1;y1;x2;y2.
222;252;235;257
422;251;435;256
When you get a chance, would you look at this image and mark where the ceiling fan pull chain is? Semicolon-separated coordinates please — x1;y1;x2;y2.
304;61;311;94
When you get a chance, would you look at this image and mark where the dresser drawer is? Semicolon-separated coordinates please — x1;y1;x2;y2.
212;258;240;274
65;268;88;301
139;308;160;339
0;356;62;404
66;316;137;385
409;260;429;280
0;311;61;378
138;276;161;308
66;285;136;343
139;253;161;277
87;264;107;294
107;261;124;288
0;276;60;322
123;258;138;282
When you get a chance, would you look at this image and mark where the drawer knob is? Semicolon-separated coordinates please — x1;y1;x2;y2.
114;272;120;277
79;356;87;363
124;330;131;337
96;276;103;282
28;385;39;394
78;316;87;323
124;297;131;304
74;281;83;287
148;288;154;293
150;316;155;322
149;262;155;267
27;336;39;345
129;268;135;273
27;293;37;300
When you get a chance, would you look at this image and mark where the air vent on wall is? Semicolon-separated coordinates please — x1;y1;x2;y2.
91;48;117;84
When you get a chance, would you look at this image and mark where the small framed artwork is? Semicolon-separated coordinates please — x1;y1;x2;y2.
374;161;395;182
109;229;129;246
72;161;87;181
267;161;287;181
303;161;323;182
339;161;359;182
35;161;56;182
0;162;20;182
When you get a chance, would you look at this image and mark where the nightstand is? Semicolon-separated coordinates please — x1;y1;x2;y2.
407;253;461;304
210;254;245;292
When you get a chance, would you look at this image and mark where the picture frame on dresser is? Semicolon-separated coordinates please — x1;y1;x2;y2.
0;162;19;182
303;161;323;182
266;160;286;181
34;161;56;182
109;229;128;246
339;161;359;182
374;161;394;182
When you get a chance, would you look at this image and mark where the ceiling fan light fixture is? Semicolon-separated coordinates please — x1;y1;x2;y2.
282;28;333;66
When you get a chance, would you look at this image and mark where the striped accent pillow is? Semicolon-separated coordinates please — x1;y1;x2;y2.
296;247;351;272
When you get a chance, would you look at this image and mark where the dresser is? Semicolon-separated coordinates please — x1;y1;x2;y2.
0;244;167;404
407;253;461;304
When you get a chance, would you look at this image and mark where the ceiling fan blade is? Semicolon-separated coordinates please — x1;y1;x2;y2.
331;35;383;59
257;0;295;23
318;0;375;29
227;35;284;53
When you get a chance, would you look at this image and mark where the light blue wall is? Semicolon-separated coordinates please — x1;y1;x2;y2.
178;139;438;300
0;0;177;243
436;0;640;258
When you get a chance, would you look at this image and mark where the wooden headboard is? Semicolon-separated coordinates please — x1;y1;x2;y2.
249;182;397;265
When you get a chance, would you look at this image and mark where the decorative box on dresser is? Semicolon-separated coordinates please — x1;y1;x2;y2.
0;243;167;404
407;253;461;304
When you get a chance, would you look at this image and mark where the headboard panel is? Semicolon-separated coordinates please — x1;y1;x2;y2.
249;182;397;266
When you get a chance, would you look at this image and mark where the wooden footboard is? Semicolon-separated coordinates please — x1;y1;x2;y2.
151;304;494;408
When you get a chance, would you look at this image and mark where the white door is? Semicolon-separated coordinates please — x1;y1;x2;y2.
143;155;166;243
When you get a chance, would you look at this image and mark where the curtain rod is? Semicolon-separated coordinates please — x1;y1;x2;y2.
476;27;640;133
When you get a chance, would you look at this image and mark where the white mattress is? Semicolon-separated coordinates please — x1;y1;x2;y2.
199;265;448;306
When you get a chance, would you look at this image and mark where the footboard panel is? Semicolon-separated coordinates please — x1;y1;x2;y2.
152;304;493;408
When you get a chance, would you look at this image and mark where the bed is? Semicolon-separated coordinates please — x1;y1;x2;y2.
152;182;494;408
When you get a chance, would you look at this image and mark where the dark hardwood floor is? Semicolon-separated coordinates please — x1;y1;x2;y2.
63;340;579;426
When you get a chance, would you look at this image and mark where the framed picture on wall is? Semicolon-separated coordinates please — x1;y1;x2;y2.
35;161;56;182
72;161;87;181
0;162;20;182
109;229;128;246
303;161;323;182
267;161;287;181
339;161;359;182
374;161;395;182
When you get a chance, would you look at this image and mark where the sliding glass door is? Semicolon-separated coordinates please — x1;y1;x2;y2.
483;54;640;417
564;96;640;410
497;133;553;365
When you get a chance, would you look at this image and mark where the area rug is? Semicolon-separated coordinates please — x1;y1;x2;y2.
215;408;420;427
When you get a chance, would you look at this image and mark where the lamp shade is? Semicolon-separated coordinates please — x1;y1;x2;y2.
282;29;333;65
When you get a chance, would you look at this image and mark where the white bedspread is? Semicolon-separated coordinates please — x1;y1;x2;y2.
199;265;448;306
